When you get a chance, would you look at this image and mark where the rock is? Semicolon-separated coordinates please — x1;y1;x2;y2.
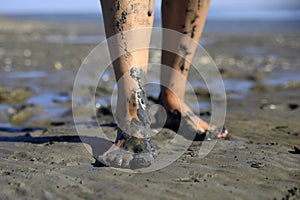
0;87;33;105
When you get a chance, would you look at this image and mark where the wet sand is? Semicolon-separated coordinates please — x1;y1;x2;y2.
0;17;300;199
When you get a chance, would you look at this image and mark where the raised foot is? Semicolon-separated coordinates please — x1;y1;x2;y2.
99;148;155;169
98;128;157;169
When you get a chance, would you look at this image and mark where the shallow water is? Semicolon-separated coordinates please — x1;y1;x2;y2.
0;89;72;127
46;35;106;44
0;18;299;129
27;93;70;116
1;67;298;128
188;78;255;100
264;70;300;86
0;71;46;79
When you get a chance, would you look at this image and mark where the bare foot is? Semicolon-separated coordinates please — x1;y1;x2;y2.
99;67;155;169
99;77;157;169
99;119;157;169
160;93;228;139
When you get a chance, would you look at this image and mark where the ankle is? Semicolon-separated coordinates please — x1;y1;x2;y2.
160;91;182;112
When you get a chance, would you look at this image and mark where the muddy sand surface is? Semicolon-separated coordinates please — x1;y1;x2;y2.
0;17;299;199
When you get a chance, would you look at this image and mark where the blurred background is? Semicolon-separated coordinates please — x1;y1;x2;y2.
0;0;299;128
1;0;299;34
1;0;300;20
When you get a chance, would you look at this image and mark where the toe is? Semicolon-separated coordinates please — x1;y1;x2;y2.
100;149;133;168
217;128;228;139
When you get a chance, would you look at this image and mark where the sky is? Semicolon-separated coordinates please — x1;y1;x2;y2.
0;0;300;20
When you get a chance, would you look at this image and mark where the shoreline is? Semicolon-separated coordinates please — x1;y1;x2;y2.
1;15;300;35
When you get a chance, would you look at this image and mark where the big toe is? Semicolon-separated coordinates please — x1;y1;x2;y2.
99;149;133;168
99;148;155;169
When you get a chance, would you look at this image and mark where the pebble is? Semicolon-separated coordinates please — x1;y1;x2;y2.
199;56;211;65
10;104;44;125
4;65;12;72
24;59;32;66
0;88;32;104
23;49;32;57
250;162;264;168
4;57;12;65
54;61;63;70
0;48;5;56
30;157;37;162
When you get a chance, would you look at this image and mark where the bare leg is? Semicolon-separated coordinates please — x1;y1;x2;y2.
100;0;155;167
160;0;227;138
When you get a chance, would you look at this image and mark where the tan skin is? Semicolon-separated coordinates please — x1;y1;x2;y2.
160;0;212;132
100;0;227;156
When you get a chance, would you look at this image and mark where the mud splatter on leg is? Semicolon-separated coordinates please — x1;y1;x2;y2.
197;0;203;10
159;0;213;135
178;44;192;73
147;0;153;17
99;0;156;169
